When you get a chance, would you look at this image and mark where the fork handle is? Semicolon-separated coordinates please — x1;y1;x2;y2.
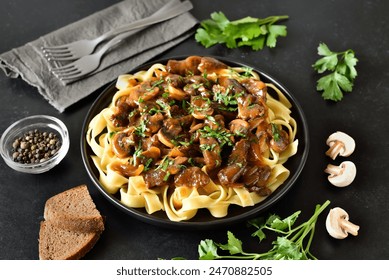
97;0;193;44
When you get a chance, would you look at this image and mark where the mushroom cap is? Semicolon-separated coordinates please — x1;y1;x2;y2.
326;131;356;158
325;161;357;187
326;207;360;239
157;128;175;148
326;207;350;239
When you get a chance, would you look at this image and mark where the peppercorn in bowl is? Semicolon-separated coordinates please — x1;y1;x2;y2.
0;115;69;174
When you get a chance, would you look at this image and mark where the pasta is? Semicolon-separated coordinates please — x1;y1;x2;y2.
86;56;298;222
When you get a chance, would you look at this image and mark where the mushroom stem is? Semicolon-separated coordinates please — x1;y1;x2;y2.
325;140;344;160
324;161;357;187
340;219;360;236
324;164;343;176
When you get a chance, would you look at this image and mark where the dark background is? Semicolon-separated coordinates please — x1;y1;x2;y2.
0;0;388;260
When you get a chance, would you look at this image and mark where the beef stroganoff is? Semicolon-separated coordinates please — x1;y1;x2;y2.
86;56;298;221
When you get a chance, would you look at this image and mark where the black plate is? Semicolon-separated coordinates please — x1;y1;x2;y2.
81;56;309;230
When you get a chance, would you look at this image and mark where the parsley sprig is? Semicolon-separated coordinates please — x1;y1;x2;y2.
312;43;358;101
195;12;288;51
198;200;330;260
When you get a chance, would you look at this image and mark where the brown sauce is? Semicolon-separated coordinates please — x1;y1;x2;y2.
110;56;289;194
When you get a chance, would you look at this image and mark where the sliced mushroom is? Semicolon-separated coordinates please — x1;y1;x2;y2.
237;94;266;120
168;84;188;101
324;161;356;187
229;119;250;137
141;146;161;160
270;128;290;153
157;128;175;148
326;207;360;239
241;78;267;99
112;128;136;158
326;131;355;160
111;162;143;177
190;96;214;119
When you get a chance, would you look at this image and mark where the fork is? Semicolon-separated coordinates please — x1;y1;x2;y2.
51;1;193;83
42;0;192;61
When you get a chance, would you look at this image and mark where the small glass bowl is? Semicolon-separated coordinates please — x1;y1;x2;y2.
0;115;70;174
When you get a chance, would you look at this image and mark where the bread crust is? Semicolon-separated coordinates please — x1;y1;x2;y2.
39;221;102;260
38;185;105;260
43;185;105;232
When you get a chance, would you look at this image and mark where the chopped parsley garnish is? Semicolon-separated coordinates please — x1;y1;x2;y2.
213;86;243;110
199;126;234;147
200;143;217;151
271;123;281;141
134;119;148;137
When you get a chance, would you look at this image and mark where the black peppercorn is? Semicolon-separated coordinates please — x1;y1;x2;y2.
11;129;62;164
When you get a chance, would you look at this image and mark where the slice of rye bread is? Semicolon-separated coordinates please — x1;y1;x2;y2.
39;221;102;260
43;185;105;232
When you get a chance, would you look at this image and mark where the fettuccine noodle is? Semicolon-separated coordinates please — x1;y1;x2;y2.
86;56;298;221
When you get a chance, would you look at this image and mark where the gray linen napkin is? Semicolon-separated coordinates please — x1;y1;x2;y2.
0;0;197;112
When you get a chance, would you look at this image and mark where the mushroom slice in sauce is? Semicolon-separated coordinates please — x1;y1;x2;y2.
229;119;250;137
242;78;267;99
190;96;214;119
237;94;266;120
111;162;144;177
269;125;289;153
112;127;137;158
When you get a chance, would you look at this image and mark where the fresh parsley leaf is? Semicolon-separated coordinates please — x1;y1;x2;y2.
313;43;358;101
218;231;243;255
317;72;353;101
195;12;288;51
192;200;331;260
266;25;287;48
270;211;300;231
271;237;303;260
198;239;219;260
248;217;267;241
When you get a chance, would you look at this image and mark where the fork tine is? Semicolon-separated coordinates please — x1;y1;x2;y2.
43;50;72;57
45;53;76;61
51;67;78;75
41;44;72;51
53;70;81;79
42;47;70;53
59;73;84;81
55;69;84;80
51;62;77;71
